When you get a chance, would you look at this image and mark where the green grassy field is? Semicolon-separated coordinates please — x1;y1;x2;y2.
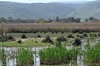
2;38;51;47
1;32;99;47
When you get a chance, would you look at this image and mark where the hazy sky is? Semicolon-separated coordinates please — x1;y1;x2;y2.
0;0;95;3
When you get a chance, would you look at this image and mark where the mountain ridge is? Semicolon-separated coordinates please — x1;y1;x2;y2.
0;1;99;21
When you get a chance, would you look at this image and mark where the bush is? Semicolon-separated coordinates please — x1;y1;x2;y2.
21;34;27;39
17;40;22;44
35;41;38;43
93;34;97;37
72;29;78;33
79;36;84;38
0;36;8;42
98;33;100;37
67;34;74;38
8;35;15;41
56;36;67;42
56;41;61;47
42;36;53;44
61;32;64;34
73;38;81;46
78;30;83;34
37;34;41;38
90;33;97;38
77;35;80;37
77;35;84;38
83;34;88;37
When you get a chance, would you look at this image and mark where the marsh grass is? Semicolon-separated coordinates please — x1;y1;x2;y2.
84;48;100;63
39;47;78;65
84;42;100;65
0;49;6;66
16;47;33;66
2;39;51;47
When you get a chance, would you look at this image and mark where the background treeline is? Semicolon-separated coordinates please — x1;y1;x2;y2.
0;16;99;23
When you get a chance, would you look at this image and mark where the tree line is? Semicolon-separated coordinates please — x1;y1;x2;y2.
0;16;99;23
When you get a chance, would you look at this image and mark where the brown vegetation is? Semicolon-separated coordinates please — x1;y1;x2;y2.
1;22;100;32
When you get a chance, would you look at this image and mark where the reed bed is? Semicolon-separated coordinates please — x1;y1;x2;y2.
1;22;100;32
16;47;33;66
0;48;6;66
84;42;100;65
39;46;78;65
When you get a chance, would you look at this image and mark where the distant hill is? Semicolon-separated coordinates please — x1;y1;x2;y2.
0;1;100;21
68;1;100;21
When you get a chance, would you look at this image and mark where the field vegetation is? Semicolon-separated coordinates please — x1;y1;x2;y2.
1;22;100;33
0;22;100;65
39;46;78;65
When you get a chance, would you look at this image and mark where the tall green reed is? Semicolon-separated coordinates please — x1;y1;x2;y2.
16;47;33;66
39;46;78;65
84;42;100;65
0;42;6;66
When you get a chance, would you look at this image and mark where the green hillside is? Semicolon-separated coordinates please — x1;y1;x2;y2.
0;1;100;21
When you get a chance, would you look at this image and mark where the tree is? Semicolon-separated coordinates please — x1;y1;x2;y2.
67;17;75;22
15;18;23;23
89;17;95;21
34;18;47;23
7;17;14;23
56;16;60;22
39;18;47;23
85;18;88;22
48;19;53;23
75;18;81;22
0;23;8;42
0;17;7;23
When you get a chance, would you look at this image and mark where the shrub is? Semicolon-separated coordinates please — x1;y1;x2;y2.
35;41;38;43
55;32;58;34
83;34;88;37
61;32;64;34
79;36;84;38
8;35;15;41
77;35;80;37
44;31;47;33
72;29;78;33
77;35;84;38
93;34;97;37
90;33;97;38
21;34;27;39
56;41;61;47
78;30;83;34
73;38;81;46
42;36;53;44
56;36;67;42
37;34;41;38
17;40;22;44
0;36;7;42
98;33;100;37
67;34;74;38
